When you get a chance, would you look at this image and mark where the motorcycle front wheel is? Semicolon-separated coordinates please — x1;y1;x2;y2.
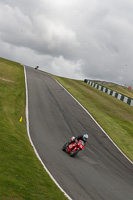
70;149;79;157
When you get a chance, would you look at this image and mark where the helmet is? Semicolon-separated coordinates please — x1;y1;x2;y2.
71;136;75;142
83;134;88;141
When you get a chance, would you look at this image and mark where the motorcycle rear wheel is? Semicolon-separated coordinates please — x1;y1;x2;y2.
62;142;69;151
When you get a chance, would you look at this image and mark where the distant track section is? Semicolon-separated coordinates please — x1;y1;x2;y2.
84;79;133;106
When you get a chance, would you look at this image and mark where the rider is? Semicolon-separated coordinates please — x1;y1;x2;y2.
70;134;88;145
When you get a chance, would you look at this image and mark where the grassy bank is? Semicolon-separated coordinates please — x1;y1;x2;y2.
0;57;67;200
52;75;133;162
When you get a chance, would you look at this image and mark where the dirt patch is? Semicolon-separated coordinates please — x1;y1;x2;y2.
0;77;14;82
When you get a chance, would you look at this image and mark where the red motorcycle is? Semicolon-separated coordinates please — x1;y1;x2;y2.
62;138;85;157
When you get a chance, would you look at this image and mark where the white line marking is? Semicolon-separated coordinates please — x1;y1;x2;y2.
24;66;72;200
54;78;133;165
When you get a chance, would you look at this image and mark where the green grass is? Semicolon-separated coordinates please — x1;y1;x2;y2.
0;57;67;200
52;75;133;162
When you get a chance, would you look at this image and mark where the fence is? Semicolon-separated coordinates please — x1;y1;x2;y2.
84;79;133;107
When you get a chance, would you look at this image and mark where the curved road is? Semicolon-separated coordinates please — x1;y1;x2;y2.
25;66;133;200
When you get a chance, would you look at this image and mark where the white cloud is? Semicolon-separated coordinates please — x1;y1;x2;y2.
0;0;133;85
50;56;84;79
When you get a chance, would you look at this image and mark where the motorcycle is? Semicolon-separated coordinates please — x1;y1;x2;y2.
35;66;39;70
62;138;85;157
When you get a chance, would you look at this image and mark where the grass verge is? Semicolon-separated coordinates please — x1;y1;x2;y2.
0;57;67;200
52;75;133;162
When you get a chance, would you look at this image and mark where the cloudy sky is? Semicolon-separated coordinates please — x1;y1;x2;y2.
0;0;133;85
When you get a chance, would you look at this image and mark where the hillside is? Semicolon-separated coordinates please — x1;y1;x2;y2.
0;57;67;200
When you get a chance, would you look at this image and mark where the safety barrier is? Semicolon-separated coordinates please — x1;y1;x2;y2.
84;79;133;107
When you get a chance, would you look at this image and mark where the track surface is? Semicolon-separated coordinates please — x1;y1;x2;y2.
26;67;133;200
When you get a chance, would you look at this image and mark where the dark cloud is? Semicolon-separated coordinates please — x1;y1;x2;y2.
0;0;133;86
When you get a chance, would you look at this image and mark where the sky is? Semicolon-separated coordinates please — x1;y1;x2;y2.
0;0;133;86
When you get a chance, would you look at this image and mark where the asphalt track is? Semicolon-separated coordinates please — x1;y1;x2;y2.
25;66;133;200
